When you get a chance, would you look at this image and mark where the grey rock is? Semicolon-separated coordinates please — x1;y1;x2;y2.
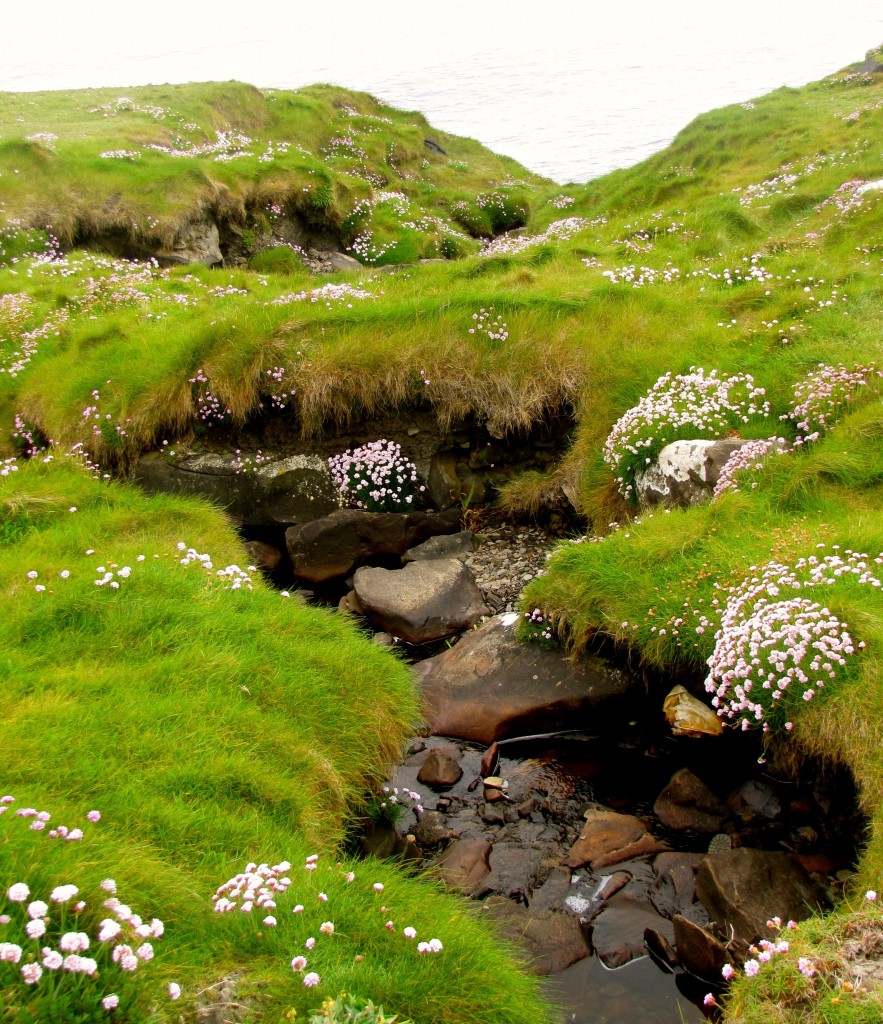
321;250;364;273
415;613;642;743
286;507;460;583
132;451;339;527
154;214;222;267
635;438;755;509
402;531;475;563
592;895;675;968
353;560;487;644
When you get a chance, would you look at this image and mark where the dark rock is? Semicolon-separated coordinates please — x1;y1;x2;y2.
417;748;463;788
696;848;825;944
353;560;487;644
424;138;448;156
133;452;340;527
243;539;283;571
415;613;642;743
286;507;460;583
402;531;475;562
653;853;703;911
564;811;646;869
592;895;674;968
517;798;538;819
432;838;492;895
592;834;671;870
654;768;726;833
672;914;734;982
530;866;573;912
412;811;457;848
479;804;506;826
645;927;679;968
484;842;546;900
373;632;394;647
726;779;781;820
482;896;590;975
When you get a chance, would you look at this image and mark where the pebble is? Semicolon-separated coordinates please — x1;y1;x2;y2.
464;522;554;613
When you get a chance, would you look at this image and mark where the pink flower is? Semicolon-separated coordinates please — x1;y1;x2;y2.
721;963;734;980
703;993;716;1006
866;890;877;902
744;959;760;977
102;994;120;1011
98;920;122;942
50;885;78;903
168;982;181;1001
319;921;334;936
27;900;48;920
136;943;154;961
21;962;42;985
317;892;328;902
262;915;277;927
60;932;89;953
385;921;395;931
42;949;63;970
291;955;307;972
101;879;117;893
7;883;30;903
373;883;384;893
87;811;101;822
403;927;417;940
25;919;46;940
292;904;304;914
305;937;316;950
303;972;320;988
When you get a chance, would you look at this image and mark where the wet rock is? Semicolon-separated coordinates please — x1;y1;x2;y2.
596;871;632;901
592;833;671;870
672;914;734;982
403;531;475;562
563;811;647;869
133;452;339;527
696;848;825;943
417;748;463;788
645;927;679;968
286;507;460;583
662;684;723;737
353;560;487;643
653;853;703;911
243;539;283;571
480;741;499;777
416;613;642;743
483;842;547;900
635;438;757;509
654;768;726;833
726;779;782;820
479;803;506;825
412;811;457;848
373;632;394;647
592;894;675;968
432;838;492;895
530;866;573;912
517;798;538;818
482;896;590;975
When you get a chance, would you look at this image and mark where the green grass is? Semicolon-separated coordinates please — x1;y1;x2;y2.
2;52;883;1024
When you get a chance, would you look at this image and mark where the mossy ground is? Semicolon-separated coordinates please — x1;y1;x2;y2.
2;50;883;1023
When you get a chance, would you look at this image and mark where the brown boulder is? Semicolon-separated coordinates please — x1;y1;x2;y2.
563;811;668;870
591;895;675;968
415;613;642;744
482;895;590;975
432;839;492;895
417;748;463;788
673;914;734;981
286;507;460;583
696;848;825;944
243;539;283;571
653;768;726;833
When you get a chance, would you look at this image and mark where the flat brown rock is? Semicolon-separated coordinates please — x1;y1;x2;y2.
482;895;590;975
431;839;492;895
673;914;733;981
563;811;646;869
654;768;726;833
415;614;642;743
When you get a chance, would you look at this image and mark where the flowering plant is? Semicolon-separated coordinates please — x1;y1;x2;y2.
712;437;787;500
704;547;879;732
328;440;424;513
0;795;180;1019
783;362;881;443
603;367;770;499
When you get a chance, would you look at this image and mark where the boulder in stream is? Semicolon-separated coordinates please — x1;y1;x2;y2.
415;613;642;743
653;767;726;833
482;895;590;975
353;559;487;643
286;507;461;582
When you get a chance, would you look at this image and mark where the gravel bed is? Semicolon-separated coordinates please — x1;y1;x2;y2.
464;521;555;614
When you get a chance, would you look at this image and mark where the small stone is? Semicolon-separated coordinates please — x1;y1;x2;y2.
417;748;463;789
412;811;457;848
480;742;499;777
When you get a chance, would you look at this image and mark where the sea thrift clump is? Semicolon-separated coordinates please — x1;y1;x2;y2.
713;437;787;499
468;307;509;342
603;367;770;498
328;440;424;513
784;362;881;443
704;549;880;731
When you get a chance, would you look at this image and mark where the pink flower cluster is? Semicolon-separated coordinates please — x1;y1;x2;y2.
784;362;881;442
713;437;787;499
705;548;879;731
328;439;425;513
603;367;770;498
468;307;509;342
480;217;588;257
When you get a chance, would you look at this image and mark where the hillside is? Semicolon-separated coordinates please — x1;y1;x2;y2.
2;49;883;1023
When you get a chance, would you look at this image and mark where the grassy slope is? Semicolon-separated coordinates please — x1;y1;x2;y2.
0;459;552;1023
1;55;883;1022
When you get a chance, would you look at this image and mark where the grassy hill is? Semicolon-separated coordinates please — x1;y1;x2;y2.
2;48;883;1023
